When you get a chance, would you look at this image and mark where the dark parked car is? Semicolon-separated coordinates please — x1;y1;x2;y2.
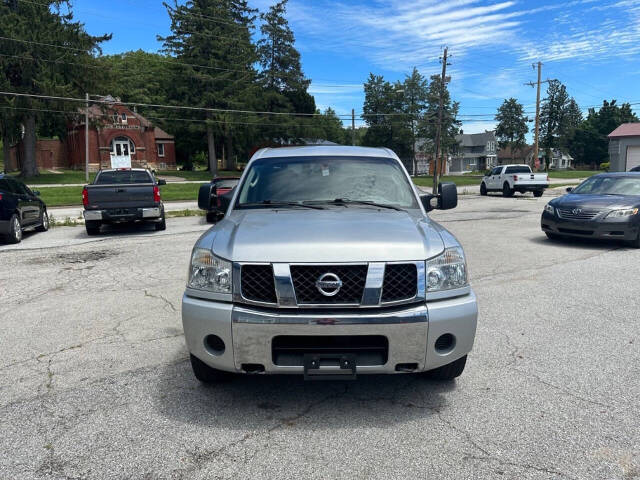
198;177;240;223
0;174;49;244
82;168;166;235
541;172;640;247
630;166;640;172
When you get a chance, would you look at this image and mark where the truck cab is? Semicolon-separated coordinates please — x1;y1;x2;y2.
182;146;477;382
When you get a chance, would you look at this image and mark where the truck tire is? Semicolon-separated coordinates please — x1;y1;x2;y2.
502;182;514;197
190;354;232;383
5;214;22;244
85;221;101;236
35;210;49;232
424;355;467;380
155;213;166;231
533;190;544;198
480;183;487;196
206;212;217;223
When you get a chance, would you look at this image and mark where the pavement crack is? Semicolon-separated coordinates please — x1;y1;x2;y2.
144;289;178;312
464;454;575;479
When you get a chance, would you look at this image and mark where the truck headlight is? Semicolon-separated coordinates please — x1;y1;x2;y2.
605;208;638;218
426;247;468;292
187;248;232;293
544;204;555;215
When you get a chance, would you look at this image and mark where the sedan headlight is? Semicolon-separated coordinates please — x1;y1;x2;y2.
187;248;232;293
605;208;638;218
426;247;468;292
544;204;555;215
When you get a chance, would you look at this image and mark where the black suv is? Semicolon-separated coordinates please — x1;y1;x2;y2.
0;174;49;244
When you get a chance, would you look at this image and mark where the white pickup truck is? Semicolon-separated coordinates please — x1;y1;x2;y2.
480;165;549;197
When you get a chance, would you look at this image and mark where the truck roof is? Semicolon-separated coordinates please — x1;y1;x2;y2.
251;145;400;161
98;168;151;173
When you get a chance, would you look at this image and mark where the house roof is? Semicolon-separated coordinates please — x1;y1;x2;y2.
608;123;640;138
153;126;174;140
455;131;496;147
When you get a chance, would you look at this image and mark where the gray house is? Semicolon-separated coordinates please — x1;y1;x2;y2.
608;123;640;171
450;131;498;173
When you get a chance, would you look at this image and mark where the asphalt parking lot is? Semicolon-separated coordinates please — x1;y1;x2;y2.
1;194;638;479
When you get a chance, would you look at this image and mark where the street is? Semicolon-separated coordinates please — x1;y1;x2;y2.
1;195;638;479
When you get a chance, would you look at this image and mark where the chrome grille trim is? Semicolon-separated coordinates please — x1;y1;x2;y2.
557;208;603;220
235;261;425;309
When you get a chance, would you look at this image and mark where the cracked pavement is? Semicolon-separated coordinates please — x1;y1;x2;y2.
0;196;638;479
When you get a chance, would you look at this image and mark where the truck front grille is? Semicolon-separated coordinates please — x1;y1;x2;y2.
290;265;367;305
240;265;277;304
272;335;388;366
382;264;418;302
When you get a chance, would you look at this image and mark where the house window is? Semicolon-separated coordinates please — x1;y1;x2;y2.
111;137;135;155
157;143;165;157
121;113;128;124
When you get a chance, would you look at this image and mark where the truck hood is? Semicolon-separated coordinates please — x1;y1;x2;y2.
552;193;640;210
201;208;446;263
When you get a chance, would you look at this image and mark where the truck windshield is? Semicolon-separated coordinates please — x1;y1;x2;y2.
95;171;153;184
572;176;640;195
236;156;418;209
505;166;532;174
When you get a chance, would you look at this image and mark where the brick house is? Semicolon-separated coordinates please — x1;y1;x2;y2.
8;96;176;171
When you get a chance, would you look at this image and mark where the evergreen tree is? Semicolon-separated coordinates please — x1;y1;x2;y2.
419;75;461;164
0;0;109;176
161;0;257;175
495;98;529;162
402;68;429;174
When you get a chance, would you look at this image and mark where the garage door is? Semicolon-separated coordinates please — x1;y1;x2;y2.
626;146;640;171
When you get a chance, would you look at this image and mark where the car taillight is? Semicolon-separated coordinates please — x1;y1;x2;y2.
0;193;3;201
153;185;161;203
82;187;89;207
513;175;518;182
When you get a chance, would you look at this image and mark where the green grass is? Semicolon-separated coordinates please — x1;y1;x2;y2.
413;175;482;188
38;183;202;207
157;169;239;181
547;170;599;179
9;170;96;185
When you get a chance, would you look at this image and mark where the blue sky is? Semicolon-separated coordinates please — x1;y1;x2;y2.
75;0;640;136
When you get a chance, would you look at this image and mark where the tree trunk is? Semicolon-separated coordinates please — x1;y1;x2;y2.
21;115;39;177
2;132;10;174
226;125;235;171
206;120;217;179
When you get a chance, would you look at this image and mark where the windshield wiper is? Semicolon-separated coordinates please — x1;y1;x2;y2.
239;200;325;210
318;198;405;211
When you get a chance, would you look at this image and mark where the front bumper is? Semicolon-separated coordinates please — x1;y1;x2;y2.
513;183;548;191
83;207;162;222
541;211;640;241
182;291;478;375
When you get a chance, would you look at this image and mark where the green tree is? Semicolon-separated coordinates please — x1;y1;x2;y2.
311;108;347;144
540;80;581;168
401;68;429;174
160;0;258;175
418;74;461;169
495;98;529;162
568;100;638;168
0;0;109;176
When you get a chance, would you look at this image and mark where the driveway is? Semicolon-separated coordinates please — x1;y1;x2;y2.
1;196;638;479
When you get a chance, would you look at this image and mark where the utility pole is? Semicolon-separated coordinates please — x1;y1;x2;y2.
525;62;552;171
351;108;356;146
432;47;450;194
85;93;89;183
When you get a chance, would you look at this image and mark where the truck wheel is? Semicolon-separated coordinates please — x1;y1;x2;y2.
533;190;544;198
480;183;487;196
85;221;101;236
36;210;49;232
190;354;232;383
205;212;217;223
502;183;514;197
424;355;467;381
6;214;22;244
155;213;166;231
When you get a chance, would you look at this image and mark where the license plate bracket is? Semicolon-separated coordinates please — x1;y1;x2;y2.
303;353;357;380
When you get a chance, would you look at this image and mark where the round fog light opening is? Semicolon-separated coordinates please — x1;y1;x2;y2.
204;335;225;356
435;333;456;354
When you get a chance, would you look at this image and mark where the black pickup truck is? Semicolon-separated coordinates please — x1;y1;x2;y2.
82;169;166;235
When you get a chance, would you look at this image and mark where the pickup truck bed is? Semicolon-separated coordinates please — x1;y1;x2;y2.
82;169;166;235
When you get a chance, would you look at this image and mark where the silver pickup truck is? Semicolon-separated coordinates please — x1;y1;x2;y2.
182;146;477;382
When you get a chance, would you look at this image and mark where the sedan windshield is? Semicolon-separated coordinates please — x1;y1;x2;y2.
572;176;640;196
236;156;418;209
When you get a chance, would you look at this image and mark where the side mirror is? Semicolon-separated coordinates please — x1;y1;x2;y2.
420;194;438;212
198;184;215;210
566;187;573;193
218;189;234;213
157;179;167;186
438;182;458;210
484;170;491;177
33;190;41;196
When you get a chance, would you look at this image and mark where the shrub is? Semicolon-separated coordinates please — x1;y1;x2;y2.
599;162;610;171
